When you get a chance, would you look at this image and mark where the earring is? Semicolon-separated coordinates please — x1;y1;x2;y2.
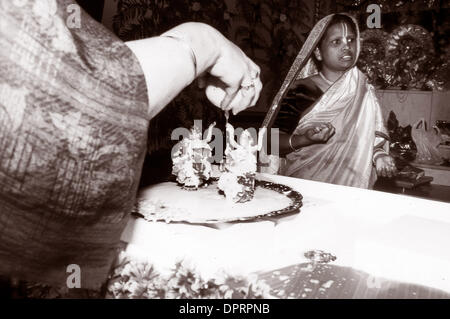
314;48;322;61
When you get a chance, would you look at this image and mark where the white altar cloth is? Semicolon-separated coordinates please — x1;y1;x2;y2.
120;173;450;296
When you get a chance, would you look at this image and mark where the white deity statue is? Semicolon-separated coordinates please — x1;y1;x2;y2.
224;123;266;175
172;122;216;189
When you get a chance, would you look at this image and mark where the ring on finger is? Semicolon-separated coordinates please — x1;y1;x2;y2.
241;79;255;90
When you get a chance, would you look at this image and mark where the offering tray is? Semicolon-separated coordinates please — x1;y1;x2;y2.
135;179;302;224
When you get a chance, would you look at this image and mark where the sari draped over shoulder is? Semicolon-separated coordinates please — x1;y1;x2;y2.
283;68;387;188
260;13;389;189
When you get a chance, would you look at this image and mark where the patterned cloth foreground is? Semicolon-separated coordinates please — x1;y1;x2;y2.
0;0;149;290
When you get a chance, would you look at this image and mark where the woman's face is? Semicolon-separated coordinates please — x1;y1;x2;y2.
318;22;357;73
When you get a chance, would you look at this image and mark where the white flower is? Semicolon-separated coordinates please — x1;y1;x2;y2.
280;13;287;22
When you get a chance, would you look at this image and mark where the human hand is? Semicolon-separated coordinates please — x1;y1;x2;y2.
199;35;262;115
304;123;335;144
375;155;397;178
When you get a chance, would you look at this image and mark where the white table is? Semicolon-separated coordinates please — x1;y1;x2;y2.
120;173;450;298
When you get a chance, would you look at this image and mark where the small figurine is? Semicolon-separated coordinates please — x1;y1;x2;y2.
218;123;266;203
172;122;216;189
224;123;266;175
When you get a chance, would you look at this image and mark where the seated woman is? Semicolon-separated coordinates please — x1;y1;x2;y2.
264;13;396;189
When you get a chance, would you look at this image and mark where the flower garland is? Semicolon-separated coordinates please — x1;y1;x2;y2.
358;29;390;88
358;24;447;91
106;251;273;299
386;24;435;90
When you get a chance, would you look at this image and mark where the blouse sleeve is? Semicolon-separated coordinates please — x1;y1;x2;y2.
273;78;323;135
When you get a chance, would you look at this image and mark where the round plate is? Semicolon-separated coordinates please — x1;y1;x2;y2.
134;179;303;224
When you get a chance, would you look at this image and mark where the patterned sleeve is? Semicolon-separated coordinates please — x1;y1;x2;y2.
0;0;149;290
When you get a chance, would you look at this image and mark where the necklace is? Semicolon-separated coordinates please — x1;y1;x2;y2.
319;72;334;86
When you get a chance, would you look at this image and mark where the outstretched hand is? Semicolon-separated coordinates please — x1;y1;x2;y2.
304;123;335;144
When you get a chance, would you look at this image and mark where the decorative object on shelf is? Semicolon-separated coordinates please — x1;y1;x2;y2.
358;29;390;88
106;252;273;299
337;0;448;91
411;118;444;165
395;165;425;183
427;62;450;92
436;120;450;145
358;24;448;90
385;24;435;90
387;111;417;164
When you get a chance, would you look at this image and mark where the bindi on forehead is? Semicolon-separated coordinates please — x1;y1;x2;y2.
341;22;348;38
324;23;355;40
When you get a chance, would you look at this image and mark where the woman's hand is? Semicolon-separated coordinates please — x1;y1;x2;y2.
375;155;397;178
285;123;335;154
304;123;335;144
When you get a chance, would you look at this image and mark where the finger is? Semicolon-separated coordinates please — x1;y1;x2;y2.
377;169;383;177
318;131;329;142
385;168;392;178
250;77;263;106
382;166;389;177
329;126;336;137
248;59;261;79
205;85;225;108
319;126;331;140
221;86;240;110
305;129;315;139
377;163;384;176
236;85;255;111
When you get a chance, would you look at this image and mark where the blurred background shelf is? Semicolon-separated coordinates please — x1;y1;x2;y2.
377;90;450;128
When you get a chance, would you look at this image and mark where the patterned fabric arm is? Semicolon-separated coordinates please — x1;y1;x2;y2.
0;0;149;290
